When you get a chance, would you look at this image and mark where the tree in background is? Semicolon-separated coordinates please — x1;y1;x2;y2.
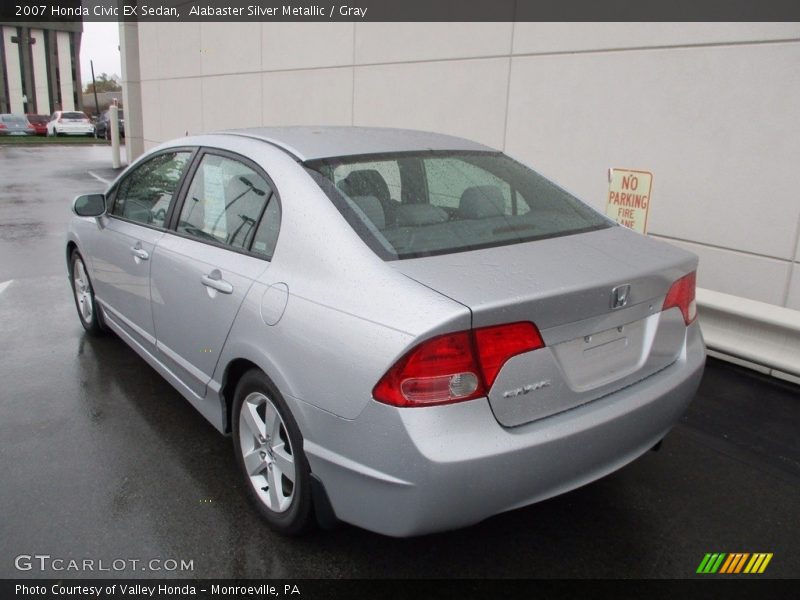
84;73;122;94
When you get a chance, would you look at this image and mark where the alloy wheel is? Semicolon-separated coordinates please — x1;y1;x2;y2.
73;258;94;325
238;392;296;513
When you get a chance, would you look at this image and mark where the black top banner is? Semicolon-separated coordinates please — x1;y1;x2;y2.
2;0;800;22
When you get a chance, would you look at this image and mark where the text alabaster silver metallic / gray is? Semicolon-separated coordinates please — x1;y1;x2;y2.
66;127;704;536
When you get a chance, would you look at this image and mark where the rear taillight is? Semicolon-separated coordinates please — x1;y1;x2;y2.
0;123;6;129
373;322;544;407
663;271;697;325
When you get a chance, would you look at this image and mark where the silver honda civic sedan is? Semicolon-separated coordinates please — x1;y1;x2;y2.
66;127;705;537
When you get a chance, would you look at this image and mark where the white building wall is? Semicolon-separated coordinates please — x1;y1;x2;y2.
133;22;800;312
3;26;24;112
30;29;50;114
56;31;74;111
119;22;144;162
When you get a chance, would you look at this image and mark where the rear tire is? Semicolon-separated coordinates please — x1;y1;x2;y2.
232;370;315;535
70;251;106;336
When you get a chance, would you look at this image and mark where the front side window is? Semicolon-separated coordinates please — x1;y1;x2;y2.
307;151;610;260
111;151;191;227
177;153;275;253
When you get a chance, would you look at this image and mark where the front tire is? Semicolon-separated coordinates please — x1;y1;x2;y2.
232;370;314;535
70;251;106;335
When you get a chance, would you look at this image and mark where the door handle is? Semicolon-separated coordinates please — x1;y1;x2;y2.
202;270;233;294
130;246;149;260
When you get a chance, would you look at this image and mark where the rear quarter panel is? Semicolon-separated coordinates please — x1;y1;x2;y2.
195;135;470;422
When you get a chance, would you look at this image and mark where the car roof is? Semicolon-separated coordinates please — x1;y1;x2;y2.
220;126;496;161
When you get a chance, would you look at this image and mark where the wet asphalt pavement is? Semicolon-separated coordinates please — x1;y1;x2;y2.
1;145;799;579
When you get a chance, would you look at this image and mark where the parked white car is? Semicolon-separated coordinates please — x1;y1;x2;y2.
47;111;94;136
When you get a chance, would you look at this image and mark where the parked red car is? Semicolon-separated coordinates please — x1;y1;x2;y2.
26;114;49;136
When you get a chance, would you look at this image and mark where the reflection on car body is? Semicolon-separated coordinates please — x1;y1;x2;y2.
66;127;705;537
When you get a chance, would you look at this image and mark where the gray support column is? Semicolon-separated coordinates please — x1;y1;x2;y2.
0;27;8;112
119;21;144;162
45;29;59;112
20;27;35;112
72;30;83;111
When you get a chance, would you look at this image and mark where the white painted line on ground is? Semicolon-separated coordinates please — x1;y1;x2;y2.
87;171;110;185
0;280;13;295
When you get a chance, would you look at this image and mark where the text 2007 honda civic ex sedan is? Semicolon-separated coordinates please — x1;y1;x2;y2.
66;127;705;537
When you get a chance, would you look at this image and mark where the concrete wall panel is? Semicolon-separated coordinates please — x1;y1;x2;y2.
353;58;508;149
262;23;354;71
355;22;512;64
512;23;800;54
261;68;353;126
504;43;800;261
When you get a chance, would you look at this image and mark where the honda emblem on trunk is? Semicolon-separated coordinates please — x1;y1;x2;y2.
611;284;631;309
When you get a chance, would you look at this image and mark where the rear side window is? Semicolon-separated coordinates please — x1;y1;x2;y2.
250;198;281;260
307;151;610;260
111;151;192;227
177;153;276;253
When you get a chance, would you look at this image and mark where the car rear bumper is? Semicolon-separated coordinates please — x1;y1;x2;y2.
56;124;94;135
300;322;705;537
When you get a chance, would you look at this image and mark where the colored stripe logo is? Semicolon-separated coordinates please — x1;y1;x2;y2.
696;553;773;574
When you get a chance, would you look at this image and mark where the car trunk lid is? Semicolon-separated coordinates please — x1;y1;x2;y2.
390;225;697;426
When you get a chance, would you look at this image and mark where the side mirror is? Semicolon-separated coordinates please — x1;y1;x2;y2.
73;193;106;217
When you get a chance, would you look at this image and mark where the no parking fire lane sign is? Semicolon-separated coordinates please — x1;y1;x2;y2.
606;168;653;234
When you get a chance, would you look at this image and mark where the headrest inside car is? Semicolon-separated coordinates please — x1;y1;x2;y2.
338;169;391;203
351;195;386;230
395;204;449;227
459;185;507;219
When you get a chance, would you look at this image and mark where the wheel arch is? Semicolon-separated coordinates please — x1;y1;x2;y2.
66;240;79;273
219;357;260;434
217;350;298;436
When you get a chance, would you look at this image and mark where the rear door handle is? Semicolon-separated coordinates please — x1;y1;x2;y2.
202;270;233;294
130;246;149;260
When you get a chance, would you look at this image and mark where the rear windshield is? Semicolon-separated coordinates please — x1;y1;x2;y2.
306;151;611;260
63;112;87;119
2;115;29;125
27;115;48;123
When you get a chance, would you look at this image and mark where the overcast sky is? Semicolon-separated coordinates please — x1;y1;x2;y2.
79;22;122;84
